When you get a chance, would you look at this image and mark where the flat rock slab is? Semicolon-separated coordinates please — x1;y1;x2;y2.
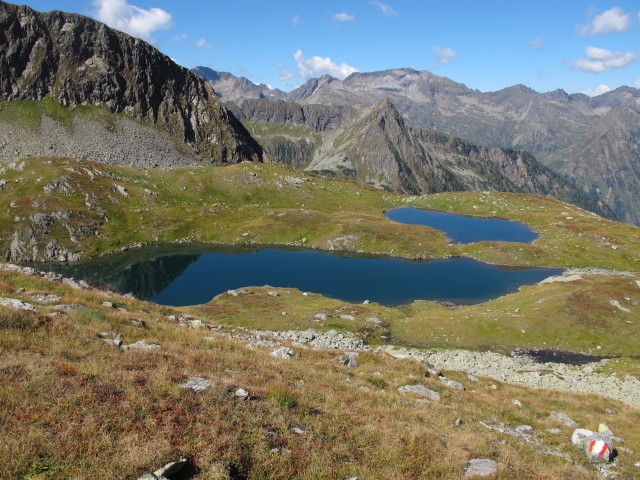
52;304;82;312
464;458;497;477
549;411;578;428
397;384;440;401
125;340;161;351
0;297;36;311
440;376;465;390
179;377;212;392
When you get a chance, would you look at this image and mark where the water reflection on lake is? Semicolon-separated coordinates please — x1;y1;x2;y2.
38;244;559;307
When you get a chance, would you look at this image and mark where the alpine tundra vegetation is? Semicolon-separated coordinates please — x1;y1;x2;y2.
1;1;640;479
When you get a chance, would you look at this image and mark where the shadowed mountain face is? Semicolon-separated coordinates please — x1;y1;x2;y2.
0;1;262;164
546;104;640;224
232;97;614;219
197;67;640;224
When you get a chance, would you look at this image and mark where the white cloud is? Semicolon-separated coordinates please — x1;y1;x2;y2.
569;46;636;72
433;47;457;65
294;50;358;80
529;37;544;49
273;62;296;82
279;71;296;81
172;33;188;41
292;14;300;26
92;0;173;42
577;7;631;36
196;37;211;49
636;79;640;88
370;1;397;16
333;12;355;22
581;84;612;96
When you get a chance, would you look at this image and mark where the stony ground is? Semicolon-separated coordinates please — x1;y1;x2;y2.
2;261;640;478
0;115;200;168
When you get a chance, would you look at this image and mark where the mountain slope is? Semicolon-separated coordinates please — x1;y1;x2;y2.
0;1;262;164
202;67;640;223
237;98;614;219
192;66;286;103
546;104;640;224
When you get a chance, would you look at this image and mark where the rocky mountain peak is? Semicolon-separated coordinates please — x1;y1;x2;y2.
0;1;262;164
366;98;405;125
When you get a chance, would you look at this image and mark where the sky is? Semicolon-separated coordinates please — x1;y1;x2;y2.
18;0;640;96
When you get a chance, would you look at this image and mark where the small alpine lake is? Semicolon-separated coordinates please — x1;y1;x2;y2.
38;244;560;307
385;207;538;244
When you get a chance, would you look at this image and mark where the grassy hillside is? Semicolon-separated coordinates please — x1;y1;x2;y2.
1;157;640;271
1;268;639;479
1;157;640;478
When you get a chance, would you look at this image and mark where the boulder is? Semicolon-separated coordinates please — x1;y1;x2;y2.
464;459;497;477
0;297;36;311
114;184;129;197
343;355;358;368
440;377;465;390
31;294;61;305
100;332;122;348
52;304;82;312
271;347;295;359
397;384;440;401
235;387;250;400
136;458;189;480
62;278;86;290
125;340;161;351
179;377;212;392
549;411;578;428
571;424;616;463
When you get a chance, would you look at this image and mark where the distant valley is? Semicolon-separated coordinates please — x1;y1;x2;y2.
195;66;640;225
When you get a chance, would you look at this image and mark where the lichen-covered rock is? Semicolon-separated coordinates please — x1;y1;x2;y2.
0;297;36;311
549;411;578;428
440;376;465;390
397;384;440;401
464;459;497;477
179;377;212;392
125;340;161;351
271;347;294;359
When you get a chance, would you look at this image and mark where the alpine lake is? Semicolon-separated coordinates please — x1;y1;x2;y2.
35;208;561;307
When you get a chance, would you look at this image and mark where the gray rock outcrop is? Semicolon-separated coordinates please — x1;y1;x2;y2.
464;459;498;477
0;1;262;165
179;377;212;392
397;384;440;401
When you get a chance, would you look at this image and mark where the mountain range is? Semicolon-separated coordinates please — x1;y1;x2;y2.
229;97;611;218
196;66;640;224
0;0;634;225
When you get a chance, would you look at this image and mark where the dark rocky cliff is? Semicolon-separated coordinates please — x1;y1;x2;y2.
0;1;262;164
230;99;355;131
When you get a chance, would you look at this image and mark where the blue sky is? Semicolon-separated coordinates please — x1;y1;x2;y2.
19;0;640;96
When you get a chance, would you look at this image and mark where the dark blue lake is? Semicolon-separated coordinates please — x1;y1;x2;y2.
385;207;538;244
39;244;559;307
